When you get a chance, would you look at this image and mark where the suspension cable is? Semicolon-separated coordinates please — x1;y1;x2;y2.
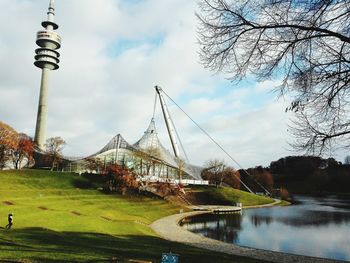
160;89;260;194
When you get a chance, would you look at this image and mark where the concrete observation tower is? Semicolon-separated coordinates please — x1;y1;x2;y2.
34;0;61;149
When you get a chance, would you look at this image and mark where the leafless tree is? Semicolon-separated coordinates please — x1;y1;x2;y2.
202;159;226;186
45;137;66;171
197;0;350;154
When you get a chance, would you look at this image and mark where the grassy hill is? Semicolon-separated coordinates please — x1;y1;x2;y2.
0;170;271;262
187;185;273;206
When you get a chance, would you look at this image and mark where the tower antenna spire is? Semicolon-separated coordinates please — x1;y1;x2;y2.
34;0;61;149
47;0;55;22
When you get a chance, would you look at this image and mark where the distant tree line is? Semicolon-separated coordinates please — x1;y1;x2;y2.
239;166;274;193
270;156;350;193
236;155;349;195
201;154;350;197
235;166;291;200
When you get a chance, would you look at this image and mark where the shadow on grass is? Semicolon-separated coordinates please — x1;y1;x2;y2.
72;173;106;189
0;228;265;263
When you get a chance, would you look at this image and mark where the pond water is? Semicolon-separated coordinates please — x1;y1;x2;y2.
181;195;350;261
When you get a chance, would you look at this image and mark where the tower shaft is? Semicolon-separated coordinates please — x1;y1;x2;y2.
34;68;50;147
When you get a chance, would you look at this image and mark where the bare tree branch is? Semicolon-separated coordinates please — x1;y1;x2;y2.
197;0;350;154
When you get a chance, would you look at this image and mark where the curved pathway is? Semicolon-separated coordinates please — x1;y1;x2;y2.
150;210;344;263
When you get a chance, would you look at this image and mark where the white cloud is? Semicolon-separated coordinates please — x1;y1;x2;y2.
0;0;344;168
255;79;282;93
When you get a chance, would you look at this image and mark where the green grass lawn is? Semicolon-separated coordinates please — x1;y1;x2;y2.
0;170;270;262
190;185;274;206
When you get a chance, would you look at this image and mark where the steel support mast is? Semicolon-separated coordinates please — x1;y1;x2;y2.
155;86;180;158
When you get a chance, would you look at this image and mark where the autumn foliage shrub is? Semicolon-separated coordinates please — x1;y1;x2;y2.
279;187;290;200
223;167;241;189
247;166;274;192
103;164;139;194
154;182;186;197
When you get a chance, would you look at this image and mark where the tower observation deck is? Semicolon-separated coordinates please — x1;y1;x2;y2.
34;0;61;149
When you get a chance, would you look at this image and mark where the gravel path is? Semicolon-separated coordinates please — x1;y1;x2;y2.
150;211;345;263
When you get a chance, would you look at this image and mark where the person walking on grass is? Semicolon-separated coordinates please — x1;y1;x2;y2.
6;213;13;229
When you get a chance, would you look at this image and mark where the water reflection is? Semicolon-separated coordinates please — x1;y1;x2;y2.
181;213;242;243
248;209;350;227
181;195;350;261
250;214;272;227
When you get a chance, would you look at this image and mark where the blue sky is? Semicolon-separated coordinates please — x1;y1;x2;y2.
0;0;346;167
107;33;166;57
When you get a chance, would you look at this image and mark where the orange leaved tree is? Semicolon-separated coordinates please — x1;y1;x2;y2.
222;167;241;189
11;133;34;169
103;164;139;194
0;121;18;169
